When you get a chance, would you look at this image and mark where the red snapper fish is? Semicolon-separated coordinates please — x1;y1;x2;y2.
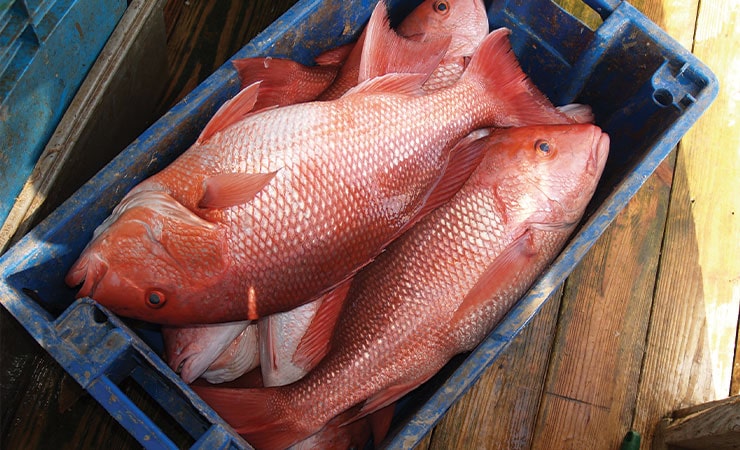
233;0;490;107
194;123;610;450
65;3;578;325
165;138;504;386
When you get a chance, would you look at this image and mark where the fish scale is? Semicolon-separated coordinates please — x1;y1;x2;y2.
207;96;467;315
141;0;496;393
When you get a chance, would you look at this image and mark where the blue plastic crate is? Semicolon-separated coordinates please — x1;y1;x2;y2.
0;0;127;226
0;0;718;448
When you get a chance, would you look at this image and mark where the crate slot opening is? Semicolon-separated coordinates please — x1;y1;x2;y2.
117;374;199;448
553;0;604;30
653;88;673;107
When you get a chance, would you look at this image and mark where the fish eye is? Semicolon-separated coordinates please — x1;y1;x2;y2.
434;0;450;14
535;140;552;156
146;290;167;309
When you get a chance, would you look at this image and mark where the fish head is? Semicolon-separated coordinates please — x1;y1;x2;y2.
163;321;251;384
396;0;489;57
65;190;231;325
480;124;610;227
201;324;260;384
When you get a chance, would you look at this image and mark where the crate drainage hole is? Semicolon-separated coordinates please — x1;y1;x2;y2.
653;88;673;107
93;308;108;324
21;287;43;302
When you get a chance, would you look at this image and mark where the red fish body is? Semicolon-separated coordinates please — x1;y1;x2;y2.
66;2;577;325
194;123;610;450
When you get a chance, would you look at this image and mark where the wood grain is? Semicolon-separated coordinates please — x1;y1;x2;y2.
661;395;740;449
156;0;299;114
527;156;673;449
679;0;740;399
633;0;740;446
427;290;562;449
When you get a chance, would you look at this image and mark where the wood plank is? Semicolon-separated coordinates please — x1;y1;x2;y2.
527;157;673;449
658;396;740;450
155;0;299;115
633;0;740;446
415;430;432;449
681;0;740;399
426;289;562;449
734;322;740;395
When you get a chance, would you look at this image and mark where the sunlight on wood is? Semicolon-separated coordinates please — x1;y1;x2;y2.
552;0;603;29
682;0;740;398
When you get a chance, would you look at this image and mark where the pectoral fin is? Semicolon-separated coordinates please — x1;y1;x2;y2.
199;171;278;209
451;231;539;324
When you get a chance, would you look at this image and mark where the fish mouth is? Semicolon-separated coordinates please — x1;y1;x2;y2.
168;344;202;384
66;252;108;299
590;130;610;176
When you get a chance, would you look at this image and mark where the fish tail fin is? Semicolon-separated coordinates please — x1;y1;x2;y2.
232;57;339;109
194;385;311;450
460;28;574;126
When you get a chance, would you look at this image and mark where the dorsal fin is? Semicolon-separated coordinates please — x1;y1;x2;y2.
197;82;261;144
198;170;278;209
358;1;450;83
343;72;429;97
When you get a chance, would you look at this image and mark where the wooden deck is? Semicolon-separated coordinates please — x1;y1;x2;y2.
1;0;737;448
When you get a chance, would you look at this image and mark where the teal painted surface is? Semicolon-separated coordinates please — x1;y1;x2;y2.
0;0;126;224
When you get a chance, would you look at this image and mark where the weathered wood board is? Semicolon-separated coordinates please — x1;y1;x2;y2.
427;290;562;449
529;158;673;449
633;0;740;446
